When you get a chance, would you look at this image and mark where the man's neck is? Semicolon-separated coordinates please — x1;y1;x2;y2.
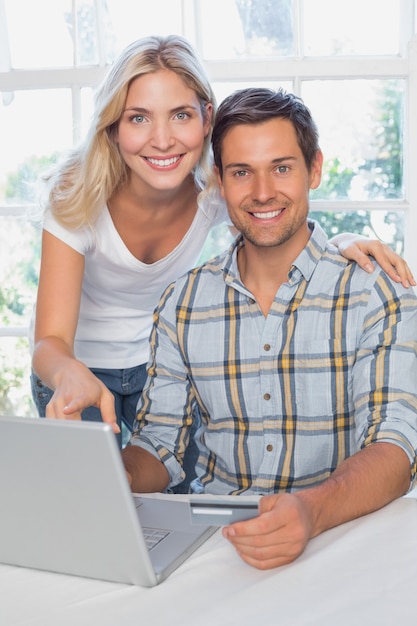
237;228;311;317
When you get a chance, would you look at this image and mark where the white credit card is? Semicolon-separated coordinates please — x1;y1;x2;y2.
189;495;260;525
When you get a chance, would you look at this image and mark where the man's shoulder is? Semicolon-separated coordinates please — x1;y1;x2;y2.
317;248;417;306
158;250;228;308
184;248;229;281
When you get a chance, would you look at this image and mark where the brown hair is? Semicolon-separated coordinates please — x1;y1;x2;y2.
212;87;319;177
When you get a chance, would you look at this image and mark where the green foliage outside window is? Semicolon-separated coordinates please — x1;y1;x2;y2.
310;80;404;253
0;155;55;413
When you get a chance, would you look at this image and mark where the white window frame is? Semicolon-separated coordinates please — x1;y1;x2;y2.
0;0;416;345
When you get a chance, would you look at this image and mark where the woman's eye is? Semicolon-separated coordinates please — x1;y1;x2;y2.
131;114;145;123
175;112;190;120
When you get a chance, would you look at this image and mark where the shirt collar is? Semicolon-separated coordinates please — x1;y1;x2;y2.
222;219;329;287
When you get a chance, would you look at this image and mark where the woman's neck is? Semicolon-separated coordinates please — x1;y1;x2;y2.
118;174;198;215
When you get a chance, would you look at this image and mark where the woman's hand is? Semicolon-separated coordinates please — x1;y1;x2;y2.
44;359;120;434
330;233;416;288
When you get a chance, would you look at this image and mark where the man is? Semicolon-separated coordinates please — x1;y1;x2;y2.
122;88;417;570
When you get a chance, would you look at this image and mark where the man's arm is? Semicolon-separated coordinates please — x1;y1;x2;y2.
298;441;410;536
121;279;197;494
122;445;170;493
223;441;410;570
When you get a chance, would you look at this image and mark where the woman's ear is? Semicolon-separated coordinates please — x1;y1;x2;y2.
203;103;214;136
108;122;119;145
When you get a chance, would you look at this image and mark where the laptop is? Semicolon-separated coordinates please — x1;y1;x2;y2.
0;415;216;587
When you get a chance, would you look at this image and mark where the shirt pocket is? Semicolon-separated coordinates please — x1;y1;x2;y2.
291;339;353;421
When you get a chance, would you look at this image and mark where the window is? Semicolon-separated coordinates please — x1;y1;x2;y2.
1;0;416;413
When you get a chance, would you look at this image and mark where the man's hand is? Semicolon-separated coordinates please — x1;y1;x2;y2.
222;493;313;570
222;444;411;570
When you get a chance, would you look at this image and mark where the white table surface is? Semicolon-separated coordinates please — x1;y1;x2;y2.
1;493;417;626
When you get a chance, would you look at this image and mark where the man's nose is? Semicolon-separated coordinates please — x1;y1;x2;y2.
251;173;276;204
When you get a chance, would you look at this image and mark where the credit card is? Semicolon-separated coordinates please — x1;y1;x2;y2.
189;495;260;525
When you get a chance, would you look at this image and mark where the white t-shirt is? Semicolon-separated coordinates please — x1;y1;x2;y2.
35;196;228;369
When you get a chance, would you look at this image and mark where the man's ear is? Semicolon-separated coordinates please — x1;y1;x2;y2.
309;150;323;190
214;164;225;198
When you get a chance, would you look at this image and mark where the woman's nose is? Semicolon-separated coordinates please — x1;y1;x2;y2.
150;120;175;151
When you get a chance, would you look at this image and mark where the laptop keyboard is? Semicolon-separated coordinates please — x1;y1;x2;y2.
142;527;170;551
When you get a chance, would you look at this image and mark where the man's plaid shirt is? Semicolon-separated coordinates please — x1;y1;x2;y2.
130;221;417;495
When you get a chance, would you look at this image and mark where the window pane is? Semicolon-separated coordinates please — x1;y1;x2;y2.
310;210;405;255
74;0;100;65
199;0;294;59
0;216;39;413
0;336;34;416
303;80;404;201
198;223;235;264
80;87;95;140
0;217;40;325
212;80;293;106
105;0;183;58
0;90;72;204
4;0;73;68
303;0;400;56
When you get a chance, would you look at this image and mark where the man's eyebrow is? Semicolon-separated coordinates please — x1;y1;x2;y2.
223;156;297;170
223;161;251;170
271;156;297;164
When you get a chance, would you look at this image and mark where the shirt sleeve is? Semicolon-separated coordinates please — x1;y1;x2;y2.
353;272;417;486
42;210;93;255
129;280;196;488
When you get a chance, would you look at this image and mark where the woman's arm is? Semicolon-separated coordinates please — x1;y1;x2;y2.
330;233;416;288
32;230;119;431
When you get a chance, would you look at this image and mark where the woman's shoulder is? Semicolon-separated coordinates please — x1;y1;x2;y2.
42;208;96;253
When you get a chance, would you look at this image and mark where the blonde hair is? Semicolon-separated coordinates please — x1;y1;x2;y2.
43;35;217;229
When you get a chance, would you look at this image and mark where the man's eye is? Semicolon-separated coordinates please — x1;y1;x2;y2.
277;165;289;173
234;170;247;177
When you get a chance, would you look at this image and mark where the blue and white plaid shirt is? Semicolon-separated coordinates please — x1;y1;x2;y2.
130;221;417;495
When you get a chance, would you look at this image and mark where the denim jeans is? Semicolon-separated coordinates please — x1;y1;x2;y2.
30;365;198;492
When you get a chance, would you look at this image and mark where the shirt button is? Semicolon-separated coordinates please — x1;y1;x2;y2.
264;344;271;351
263;393;271;401
266;444;273;452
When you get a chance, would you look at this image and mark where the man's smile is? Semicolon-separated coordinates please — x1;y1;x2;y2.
251;209;284;219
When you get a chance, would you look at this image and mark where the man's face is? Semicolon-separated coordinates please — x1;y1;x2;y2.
215;118;322;253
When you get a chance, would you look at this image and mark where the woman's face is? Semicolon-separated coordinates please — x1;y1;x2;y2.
116;69;212;193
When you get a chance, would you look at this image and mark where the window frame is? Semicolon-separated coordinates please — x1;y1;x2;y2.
0;0;416;344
